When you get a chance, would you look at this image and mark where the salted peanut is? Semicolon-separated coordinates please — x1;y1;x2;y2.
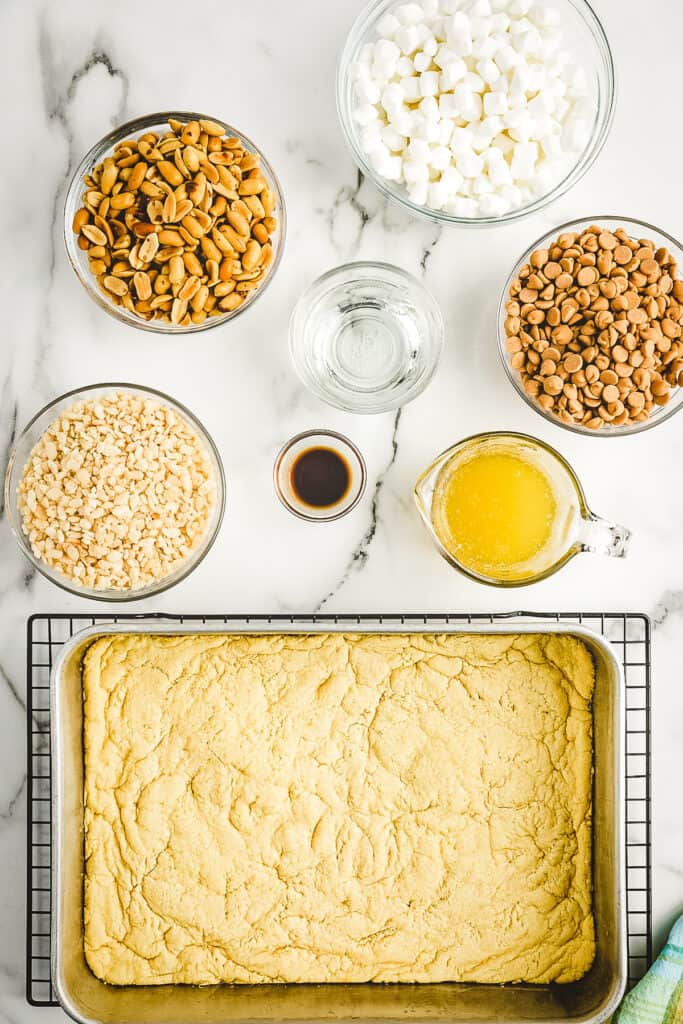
73;117;277;324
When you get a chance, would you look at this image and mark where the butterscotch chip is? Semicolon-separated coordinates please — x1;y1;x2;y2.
544;262;562;279
599;232;618;250
614;245;633;265
564;353;583;373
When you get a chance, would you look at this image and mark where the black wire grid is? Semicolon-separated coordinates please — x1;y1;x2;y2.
26;611;653;1006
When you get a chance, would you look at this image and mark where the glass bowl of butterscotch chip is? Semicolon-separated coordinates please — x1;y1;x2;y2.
64;112;286;332
498;216;683;436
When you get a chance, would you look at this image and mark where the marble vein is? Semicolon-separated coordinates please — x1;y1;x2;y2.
316;409;401;610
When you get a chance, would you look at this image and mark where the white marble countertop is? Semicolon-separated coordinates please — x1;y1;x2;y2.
1;0;682;1018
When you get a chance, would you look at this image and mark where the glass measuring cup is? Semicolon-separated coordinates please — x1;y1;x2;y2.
414;432;631;587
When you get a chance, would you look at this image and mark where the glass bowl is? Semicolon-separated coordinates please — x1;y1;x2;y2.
64;111;286;333
289;261;444;413
273;429;367;521
4;383;226;600
498;215;683;437
337;0;615;226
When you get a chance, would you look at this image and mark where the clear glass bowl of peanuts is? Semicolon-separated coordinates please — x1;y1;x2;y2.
64;112;285;332
498;216;683;435
4;383;226;599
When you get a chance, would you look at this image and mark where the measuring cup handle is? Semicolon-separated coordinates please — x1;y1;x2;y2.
579;512;631;559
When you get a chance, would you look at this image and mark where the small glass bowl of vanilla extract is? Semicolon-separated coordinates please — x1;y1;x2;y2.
274;430;367;521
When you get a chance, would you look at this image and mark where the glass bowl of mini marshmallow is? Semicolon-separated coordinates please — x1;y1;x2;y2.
337;0;615;225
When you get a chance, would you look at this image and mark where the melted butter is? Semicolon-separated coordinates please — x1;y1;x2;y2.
432;449;559;580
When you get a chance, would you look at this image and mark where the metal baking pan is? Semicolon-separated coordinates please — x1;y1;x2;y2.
51;620;627;1024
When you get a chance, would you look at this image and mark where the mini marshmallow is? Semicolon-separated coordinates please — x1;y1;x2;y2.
510;140;538;179
460;92;483;121
440;59;468;88
359;42;375;63
423;34;439;56
489;12;510;31
471;174;494;194
479;193;510;216
381;83;406;116
455;149;485;177
441;164;464;192
414;50;432;72
465;71;486;91
500;183;523;206
400;75;422;100
420;69;441;95
484;90;508;115
419;95;440;118
471;34;498;58
428;180;450;208
396;2;426;24
374;38;400;63
350;59;372;82
414;116;441;142
403;159;430;183
353;104;379;126
356;77;381;104
438;118;455;144
382;125;408;151
360;123;383;151
494;44;520;72
395;24;421;54
508;0;532;13
396;55;415;76
376;12;401;37
450;125;475;151
389;109;416;135
438;93;461;117
407;137;432;162
539;131;563;159
477;57;501;84
450;196;480;216
529;2;561;27
434;45;459;68
492;132;514;155
486;153;513;185
430;144;452;169
527;92;555;118
469;0;493;15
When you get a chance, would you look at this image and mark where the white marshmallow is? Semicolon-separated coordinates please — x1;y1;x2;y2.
465;71;486;91
450;196;480;216
500;183;523;206
360;125;383;155
395;24;421;54
469;0;493;15
440;59;468;88
381;83;406;116
390;110;416;135
490;12;510;31
353;104;379;126
357;78;382;104
461;92;484;120
374;38;401;63
553;96;570;121
431;143;452;169
396;55;415;76
492;132;514;155
414;50;432;72
414;116;441;142
441;164;464;192
472;34;499;58
396;2;426;25
484;90;508;115
401;75;422;100
472;174;494;194
434;45;459;68
423;34;439;56
350;59;372;82
527;92;555;118
382;125;408;151
486;153;512;185
494;44;520;72
428;180;450;208
419;95;440;118
510;140;538;178
456;149;485;177
359;43;375;63
477;57;501;84
479;193;510;215
376;12;401;37
438;93;461;118
450;126;475;152
407;137;432;162
384;155;404;180
438;118;455;144
529;2;561;27
539;132;563;159
420;69;441;94
403;159;430;182
508;0;532;13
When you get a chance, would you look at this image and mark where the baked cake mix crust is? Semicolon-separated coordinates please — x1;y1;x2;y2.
83;632;595;986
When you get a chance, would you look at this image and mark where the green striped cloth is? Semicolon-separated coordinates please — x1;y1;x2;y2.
616;915;683;1024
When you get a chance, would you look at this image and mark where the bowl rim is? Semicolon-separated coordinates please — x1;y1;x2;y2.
336;0;616;227
63;110;286;334
496;214;683;437
288;259;445;414
273;428;368;522
4;382;227;600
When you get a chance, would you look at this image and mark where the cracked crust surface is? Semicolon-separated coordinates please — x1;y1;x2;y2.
83;632;595;986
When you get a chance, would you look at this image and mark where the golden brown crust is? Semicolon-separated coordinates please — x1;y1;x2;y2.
83;632;594;986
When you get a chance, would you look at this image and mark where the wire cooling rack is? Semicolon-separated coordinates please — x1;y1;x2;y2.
26;611;652;1006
